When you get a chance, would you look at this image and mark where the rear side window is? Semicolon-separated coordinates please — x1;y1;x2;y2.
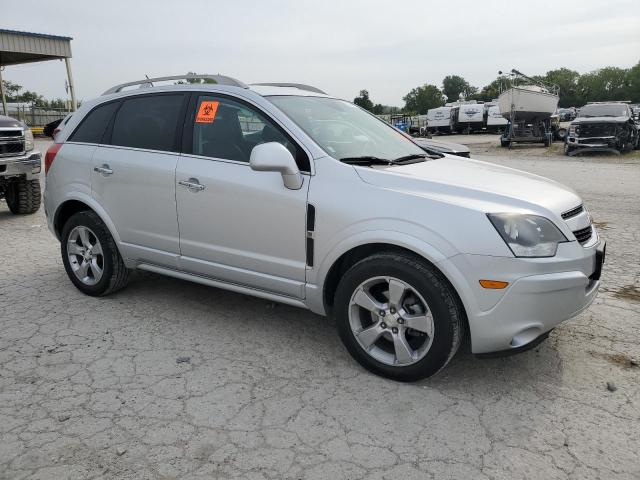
111;94;184;152
68;102;118;144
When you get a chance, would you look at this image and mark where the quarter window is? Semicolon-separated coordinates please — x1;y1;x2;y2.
111;94;184;152
68;102;118;144
190;95;310;171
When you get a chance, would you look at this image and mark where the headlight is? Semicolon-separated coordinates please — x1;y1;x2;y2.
569;124;579;136
24;128;34;152
487;213;567;257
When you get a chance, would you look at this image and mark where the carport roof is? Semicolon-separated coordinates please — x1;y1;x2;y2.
0;29;73;66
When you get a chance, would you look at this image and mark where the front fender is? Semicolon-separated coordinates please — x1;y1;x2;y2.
305;225;459;316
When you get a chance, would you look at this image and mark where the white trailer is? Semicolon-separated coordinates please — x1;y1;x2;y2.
456;104;484;133
486;105;508;133
426;107;454;134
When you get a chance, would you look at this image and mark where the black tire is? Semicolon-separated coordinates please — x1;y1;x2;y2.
61;211;129;296
333;252;464;381
564;143;574;156
556;128;567;141
5;178;41;214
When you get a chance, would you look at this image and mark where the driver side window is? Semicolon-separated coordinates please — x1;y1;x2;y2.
191;95;310;171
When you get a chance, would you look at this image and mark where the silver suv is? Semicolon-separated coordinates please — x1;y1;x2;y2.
44;75;605;381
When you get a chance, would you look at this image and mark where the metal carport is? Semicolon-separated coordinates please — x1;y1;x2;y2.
0;29;76;115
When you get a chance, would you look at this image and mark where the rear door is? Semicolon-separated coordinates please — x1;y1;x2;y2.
175;93;311;298
91;93;187;267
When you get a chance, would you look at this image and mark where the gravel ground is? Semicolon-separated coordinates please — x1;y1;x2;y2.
1;139;639;479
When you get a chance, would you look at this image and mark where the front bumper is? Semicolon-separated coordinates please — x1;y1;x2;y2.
567;136;616;148
0;152;42;180
444;238;604;355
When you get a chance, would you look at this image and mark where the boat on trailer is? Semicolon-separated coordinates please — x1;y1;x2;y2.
498;69;559;148
498;85;559;122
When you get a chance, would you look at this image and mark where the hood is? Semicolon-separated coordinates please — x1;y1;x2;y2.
0;115;24;129
354;156;581;216
572;116;629;124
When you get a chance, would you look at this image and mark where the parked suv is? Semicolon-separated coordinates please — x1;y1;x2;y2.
565;102;639;155
0;115;42;214
44;75;605;381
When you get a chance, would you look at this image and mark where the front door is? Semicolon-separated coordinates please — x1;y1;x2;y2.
175;94;311;298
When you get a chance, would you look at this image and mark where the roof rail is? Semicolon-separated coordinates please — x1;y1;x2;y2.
103;74;248;95
252;83;327;95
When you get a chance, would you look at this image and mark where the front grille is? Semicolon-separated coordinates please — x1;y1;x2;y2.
573;226;593;244
562;205;584;220
0;130;25;157
578;123;616;137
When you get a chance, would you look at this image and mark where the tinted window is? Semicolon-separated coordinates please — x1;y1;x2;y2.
191;95;310;171
69;102;118;144
111;95;184;151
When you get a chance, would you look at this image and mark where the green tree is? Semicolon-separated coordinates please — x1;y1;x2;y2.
353;89;375;112
1;80;22;100
576;67;628;103
175;72;217;85
474;77;504;102
442;75;477;102
403;84;445;114
624;61;640;102
542;68;581;107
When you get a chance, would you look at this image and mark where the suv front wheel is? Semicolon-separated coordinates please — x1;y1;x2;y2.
334;252;464;381
61;211;129;296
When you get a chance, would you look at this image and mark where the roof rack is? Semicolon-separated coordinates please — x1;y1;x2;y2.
252;83;327;95
103;74;248;95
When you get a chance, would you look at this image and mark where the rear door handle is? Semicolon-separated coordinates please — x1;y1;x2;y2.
178;178;206;192
94;164;113;176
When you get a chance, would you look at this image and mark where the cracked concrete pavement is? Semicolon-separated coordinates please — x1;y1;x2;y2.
1;140;639;479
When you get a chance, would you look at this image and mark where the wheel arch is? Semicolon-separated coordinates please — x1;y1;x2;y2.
53;196;122;248
320;242;469;340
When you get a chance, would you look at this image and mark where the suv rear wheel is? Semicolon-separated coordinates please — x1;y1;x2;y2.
334;252;463;381
61;211;129;296
5;178;41;214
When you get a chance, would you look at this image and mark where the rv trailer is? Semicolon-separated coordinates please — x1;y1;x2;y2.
426;106;455;134
486;104;508;133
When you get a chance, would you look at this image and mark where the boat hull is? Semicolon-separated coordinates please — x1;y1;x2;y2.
498;87;559;122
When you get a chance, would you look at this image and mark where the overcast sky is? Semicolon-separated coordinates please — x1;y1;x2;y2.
3;0;639;106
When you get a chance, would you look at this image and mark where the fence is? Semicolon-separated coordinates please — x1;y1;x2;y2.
5;105;69;127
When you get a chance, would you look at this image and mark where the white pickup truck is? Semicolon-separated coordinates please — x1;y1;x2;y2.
0;114;41;214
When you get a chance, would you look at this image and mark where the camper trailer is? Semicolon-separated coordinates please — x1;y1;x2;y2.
455;103;485;133
486;104;508;133
426;106;455;134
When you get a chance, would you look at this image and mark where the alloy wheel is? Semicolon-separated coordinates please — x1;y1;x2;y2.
348;276;435;366
67;226;104;286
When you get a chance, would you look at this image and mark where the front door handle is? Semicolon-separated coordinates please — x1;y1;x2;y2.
94;164;113;176
178;178;206;192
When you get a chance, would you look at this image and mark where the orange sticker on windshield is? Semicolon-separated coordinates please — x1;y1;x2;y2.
196;101;219;123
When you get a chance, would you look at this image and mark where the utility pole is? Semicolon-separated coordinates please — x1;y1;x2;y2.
0;65;7;116
64;57;77;111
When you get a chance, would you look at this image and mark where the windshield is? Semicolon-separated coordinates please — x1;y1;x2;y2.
578;104;629;118
267;96;425;161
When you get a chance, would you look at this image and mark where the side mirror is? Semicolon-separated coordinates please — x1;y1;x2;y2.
250;142;303;190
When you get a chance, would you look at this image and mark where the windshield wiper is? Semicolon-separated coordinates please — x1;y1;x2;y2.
394;152;441;162
339;156;394;165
